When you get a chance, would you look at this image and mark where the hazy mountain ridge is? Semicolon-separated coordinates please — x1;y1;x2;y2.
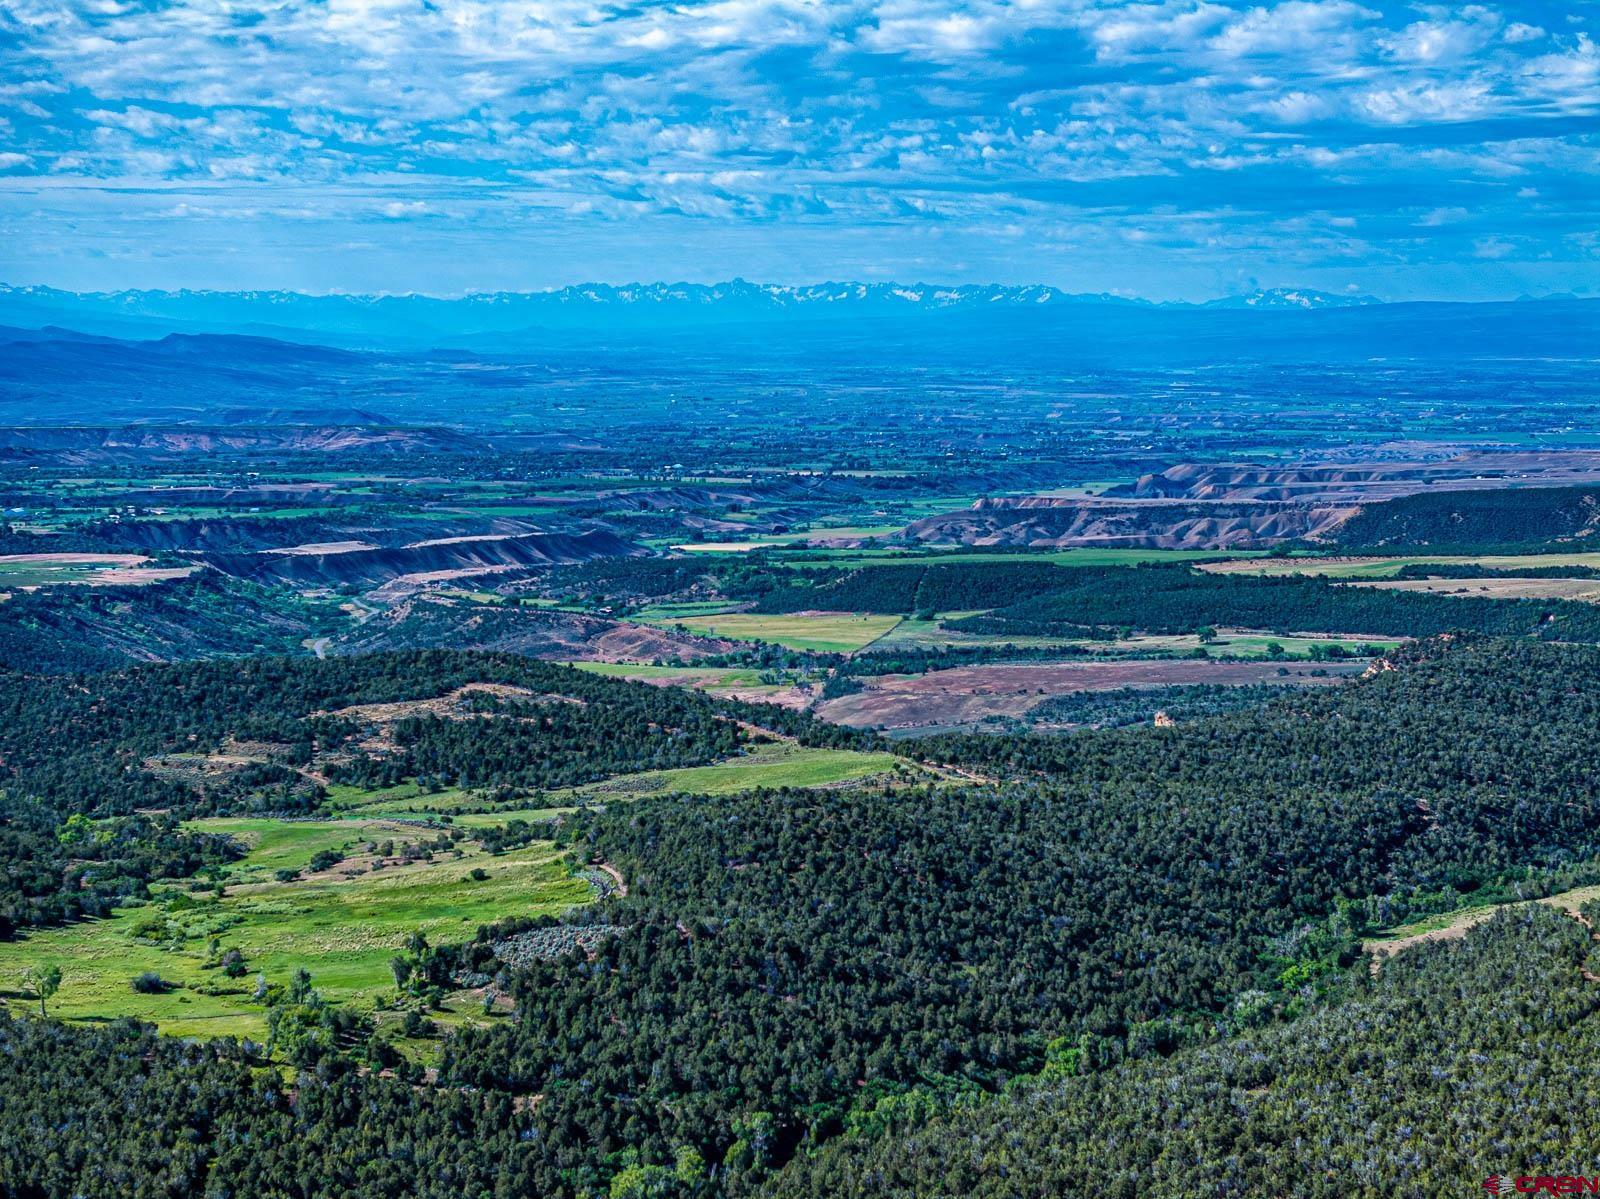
0;280;1385;346
2;292;1596;430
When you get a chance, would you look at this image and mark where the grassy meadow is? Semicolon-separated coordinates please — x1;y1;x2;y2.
1203;552;1600;579
558;742;915;801
0;824;588;1041
652;610;902;653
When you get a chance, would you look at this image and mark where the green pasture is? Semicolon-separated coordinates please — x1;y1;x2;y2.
872;617;1400;659
322;783;485;817
0;561;108;587
0;837;588;1041
763;547;1267;569
557;743;914;801
1208;552;1600;579
631;600;742;620
655;610;901;652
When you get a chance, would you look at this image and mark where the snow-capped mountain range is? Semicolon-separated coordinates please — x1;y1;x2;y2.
0;278;1465;350
0;279;1376;314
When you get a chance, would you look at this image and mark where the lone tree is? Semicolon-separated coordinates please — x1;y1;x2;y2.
24;964;62;1017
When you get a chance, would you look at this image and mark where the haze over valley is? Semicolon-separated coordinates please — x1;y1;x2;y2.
5;0;1600;1192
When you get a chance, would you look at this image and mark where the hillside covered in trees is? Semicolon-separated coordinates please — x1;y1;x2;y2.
950;562;1600;639
1336;484;1600;551
735;558;1600;641
5;637;1600;1195
0;652;868;938
766;904;1600;1199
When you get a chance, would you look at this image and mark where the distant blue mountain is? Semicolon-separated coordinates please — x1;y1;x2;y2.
0;280;1384;348
0;290;1595;430
1201;288;1379;310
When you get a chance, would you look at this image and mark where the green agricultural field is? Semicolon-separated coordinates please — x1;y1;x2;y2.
322;742;912;823
873;617;1399;660
0;554;187;588
322;783;492;817
766;546;1267;569
557;742;916;801
629;600;742;620
144;506;337;521
568;662;793;698
0;837;589;1041
670;523;913;552
1205;552;1600;579
184;816;454;881
186;817;380;879
0;561;105;587
573;662;767;684
1080;630;1403;659
656;610;901;652
445;807;575;828
449;504;563;517
329;788;570;826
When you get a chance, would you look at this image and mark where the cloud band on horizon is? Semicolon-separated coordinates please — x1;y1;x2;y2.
0;0;1595;299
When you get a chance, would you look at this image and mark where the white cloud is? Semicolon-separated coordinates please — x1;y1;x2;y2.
0;0;1594;290
1519;35;1600;111
1260;89;1334;123
1379;15;1497;64
1355;80;1492;124
1207;1;1378;60
84;106;187;137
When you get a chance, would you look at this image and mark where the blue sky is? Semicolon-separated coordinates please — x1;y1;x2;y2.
0;0;1595;299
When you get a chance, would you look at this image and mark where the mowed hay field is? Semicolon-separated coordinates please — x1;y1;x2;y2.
330;744;917;814
652;610;902;653
774;547;1264;569
570;661;806;705
0;820;590;1040
0;553;194;588
875;617;1400;659
1200;552;1600;579
558;742;920;800
1350;577;1600;601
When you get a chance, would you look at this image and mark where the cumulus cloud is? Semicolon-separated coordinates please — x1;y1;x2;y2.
0;0;1594;292
1380;15;1497;64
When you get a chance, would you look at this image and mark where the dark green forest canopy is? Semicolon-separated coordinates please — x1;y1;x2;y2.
735;558;1600;640
0;570;346;674
0;651;868;936
950;562;1600;638
0;649;869;814
8;638;1600;1196
741;561;1073;615
426;639;1600;1178
763;904;1600;1199
1335;483;1600;551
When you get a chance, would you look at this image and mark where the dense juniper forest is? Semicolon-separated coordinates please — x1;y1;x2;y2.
1334;483;1600;551
768;904;1600;1199
746;558;1600;640
0;572;339;674
0;651;868;938
5;628;1600;1195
